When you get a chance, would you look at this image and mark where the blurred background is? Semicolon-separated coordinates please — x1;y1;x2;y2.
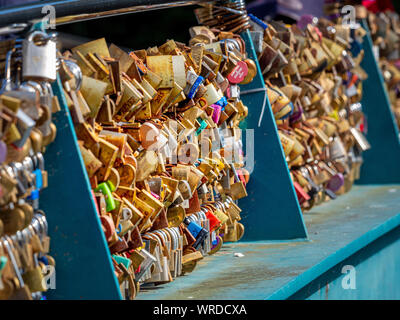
0;1;198;50
55;7;199;51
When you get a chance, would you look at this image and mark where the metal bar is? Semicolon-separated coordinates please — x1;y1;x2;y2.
0;0;211;28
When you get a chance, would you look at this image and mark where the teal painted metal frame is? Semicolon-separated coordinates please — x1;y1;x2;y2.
238;30;307;241
40;75;122;300
268;208;400;299
357;19;400;184
290;224;400;300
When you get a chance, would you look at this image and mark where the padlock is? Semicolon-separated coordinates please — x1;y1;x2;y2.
13;109;35;149
183;217;208;250
22;31;57;82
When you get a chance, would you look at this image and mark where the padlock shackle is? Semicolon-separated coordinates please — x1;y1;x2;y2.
27;30;52;45
0;48;16;93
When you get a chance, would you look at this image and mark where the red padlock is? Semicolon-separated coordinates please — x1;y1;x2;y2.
236;169;247;186
100;215;116;242
293;181;310;204
205;209;222;232
227;61;248;84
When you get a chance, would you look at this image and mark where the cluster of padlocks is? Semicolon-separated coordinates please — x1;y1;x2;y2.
246;12;370;210
0;29;58;299
359;7;400;129
0;0;378;300
55;24;255;299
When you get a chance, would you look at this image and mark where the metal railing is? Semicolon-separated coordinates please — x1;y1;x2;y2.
0;0;211;28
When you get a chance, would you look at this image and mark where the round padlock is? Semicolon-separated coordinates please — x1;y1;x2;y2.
236;222;245;242
18;202;34;229
30;129;43;154
121;207;133;222
41;123;57;148
117;164;136;187
240;59;257;85
124;155;137;169
326;173;345;192
209;235;223;255
0;207;25;235
139;122;160;150
108;168;121;190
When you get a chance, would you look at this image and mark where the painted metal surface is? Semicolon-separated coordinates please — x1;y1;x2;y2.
238;30;307;241
137;185;400;300
291;226;400;299
357;19;400;184
40;75;122;300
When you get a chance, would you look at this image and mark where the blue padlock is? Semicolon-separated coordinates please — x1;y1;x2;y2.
27;169;43;210
34;169;43;190
214;96;227;110
248;13;269;30
184;217;209;250
187;75;204;99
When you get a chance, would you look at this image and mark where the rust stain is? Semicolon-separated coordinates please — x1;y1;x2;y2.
325;282;329;300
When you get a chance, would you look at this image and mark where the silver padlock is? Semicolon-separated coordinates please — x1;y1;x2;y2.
22;31;57;82
13;108;36;149
64;59;82;91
